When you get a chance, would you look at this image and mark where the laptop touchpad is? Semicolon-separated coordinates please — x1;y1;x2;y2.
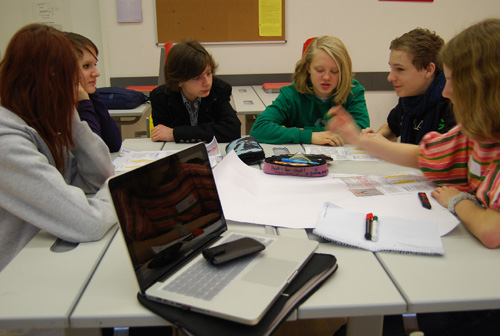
242;258;298;287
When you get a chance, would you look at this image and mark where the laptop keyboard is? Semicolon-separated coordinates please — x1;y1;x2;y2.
162;234;274;301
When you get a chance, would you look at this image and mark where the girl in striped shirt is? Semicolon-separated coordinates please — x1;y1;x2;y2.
328;18;500;249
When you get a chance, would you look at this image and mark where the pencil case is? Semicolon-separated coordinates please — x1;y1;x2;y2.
225;136;265;165
263;153;332;177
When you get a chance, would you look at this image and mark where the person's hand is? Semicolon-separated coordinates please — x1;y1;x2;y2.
77;83;89;101
361;127;375;135
361;129;390;141
151;124;174;142
431;186;462;208
311;131;344;146
326;106;361;145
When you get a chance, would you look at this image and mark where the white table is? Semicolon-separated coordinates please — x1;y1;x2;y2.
69;221;269;329
252;84;280;107
276;226;406;336
109;102;152;126
120;137;165;152
231;86;266;115
298;242;405;335
377;224;500;314
231;85;267;135
0;227;117;329
69;226;171;329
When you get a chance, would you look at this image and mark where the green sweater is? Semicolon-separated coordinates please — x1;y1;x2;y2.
250;79;369;144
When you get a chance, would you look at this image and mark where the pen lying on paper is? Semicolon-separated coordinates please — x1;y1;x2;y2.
364;213;379;242
364;213;373;240
418;192;432;209
371;216;379;242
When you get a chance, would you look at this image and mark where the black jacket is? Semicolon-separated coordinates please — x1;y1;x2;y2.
150;77;241;143
387;72;455;145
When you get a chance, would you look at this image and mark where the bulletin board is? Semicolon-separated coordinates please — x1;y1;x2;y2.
155;0;286;44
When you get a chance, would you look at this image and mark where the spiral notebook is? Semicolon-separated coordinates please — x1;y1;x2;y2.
313;202;444;255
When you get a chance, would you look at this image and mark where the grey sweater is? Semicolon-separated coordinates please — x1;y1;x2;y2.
0;107;117;271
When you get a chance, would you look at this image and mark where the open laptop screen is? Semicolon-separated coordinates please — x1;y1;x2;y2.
109;143;227;291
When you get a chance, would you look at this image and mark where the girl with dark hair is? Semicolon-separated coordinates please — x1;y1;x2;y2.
0;24;116;271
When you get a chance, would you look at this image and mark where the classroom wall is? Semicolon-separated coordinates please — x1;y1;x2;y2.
0;0;106;86
1;0;499;131
96;0;500;77
99;0;497;131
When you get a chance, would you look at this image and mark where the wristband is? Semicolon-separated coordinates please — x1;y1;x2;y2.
447;192;481;216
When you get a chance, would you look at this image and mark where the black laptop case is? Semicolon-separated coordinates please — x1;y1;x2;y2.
138;253;337;336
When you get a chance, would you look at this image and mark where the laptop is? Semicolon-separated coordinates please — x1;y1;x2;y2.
108;143;318;325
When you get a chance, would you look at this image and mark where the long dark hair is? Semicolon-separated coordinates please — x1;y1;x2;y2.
0;24;79;171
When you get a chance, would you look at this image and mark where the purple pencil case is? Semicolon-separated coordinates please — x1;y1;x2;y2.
263;154;332;177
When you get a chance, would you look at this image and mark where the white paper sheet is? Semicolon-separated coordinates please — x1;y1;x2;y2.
114;137;222;172
213;151;459;235
113;150;173;172
305;144;382;161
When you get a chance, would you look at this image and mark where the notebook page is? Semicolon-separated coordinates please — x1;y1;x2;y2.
313;202;444;255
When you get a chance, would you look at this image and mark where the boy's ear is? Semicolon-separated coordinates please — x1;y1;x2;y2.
425;62;437;77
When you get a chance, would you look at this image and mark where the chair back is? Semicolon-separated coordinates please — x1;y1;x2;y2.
302;37;316;56
158;41;174;86
150;40;175;136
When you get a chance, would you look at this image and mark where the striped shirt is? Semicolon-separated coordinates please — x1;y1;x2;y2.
418;125;500;210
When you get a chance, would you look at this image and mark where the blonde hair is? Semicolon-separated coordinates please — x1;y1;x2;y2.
293;36;353;105
439;19;500;140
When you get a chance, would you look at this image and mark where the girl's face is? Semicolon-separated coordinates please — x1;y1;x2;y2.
78;47;100;94
442;65;454;103
387;49;434;97
179;65;212;103
307;49;340;99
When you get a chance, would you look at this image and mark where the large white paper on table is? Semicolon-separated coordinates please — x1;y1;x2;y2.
213;151;459;235
213;151;344;229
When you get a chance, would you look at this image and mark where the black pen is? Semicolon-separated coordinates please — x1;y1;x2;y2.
364;213;373;240
418;192;432;209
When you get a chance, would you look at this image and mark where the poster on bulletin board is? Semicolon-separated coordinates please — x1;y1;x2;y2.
155;0;286;44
